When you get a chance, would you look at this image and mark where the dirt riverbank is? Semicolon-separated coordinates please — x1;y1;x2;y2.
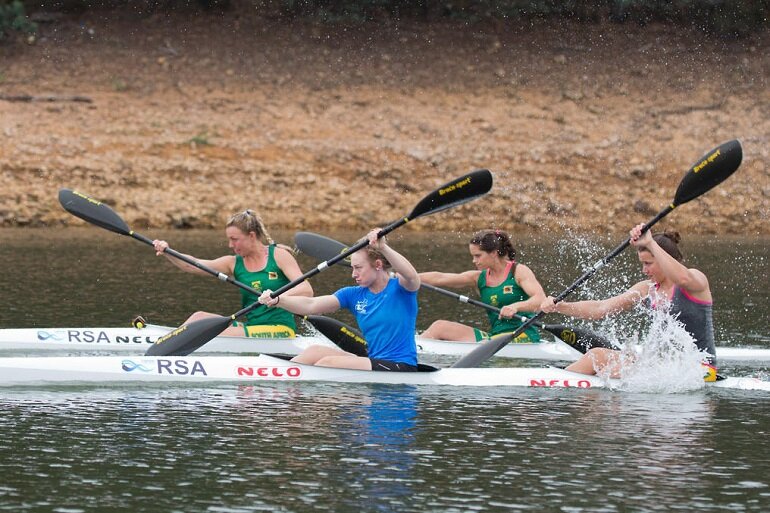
1;10;769;236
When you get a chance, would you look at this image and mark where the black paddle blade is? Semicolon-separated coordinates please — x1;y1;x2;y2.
408;169;493;220
544;324;618;353
452;140;743;369
455;332;516;366
673;139;742;206
144;316;232;356
305;315;368;357
295;232;351;267
58;189;131;235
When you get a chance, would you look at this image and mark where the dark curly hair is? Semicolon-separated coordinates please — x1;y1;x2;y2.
470;229;516;260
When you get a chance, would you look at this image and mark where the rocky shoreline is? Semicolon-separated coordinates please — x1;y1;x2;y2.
1;13;768;235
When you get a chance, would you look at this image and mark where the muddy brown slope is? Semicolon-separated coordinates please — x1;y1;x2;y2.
2;12;768;235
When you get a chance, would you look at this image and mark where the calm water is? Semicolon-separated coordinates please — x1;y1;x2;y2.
1;228;769;512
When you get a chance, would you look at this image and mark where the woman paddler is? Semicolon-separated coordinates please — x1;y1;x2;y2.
259;229;420;371
153;209;312;338
540;223;718;381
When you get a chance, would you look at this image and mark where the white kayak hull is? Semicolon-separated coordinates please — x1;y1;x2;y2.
0;354;767;391
1;324;769;363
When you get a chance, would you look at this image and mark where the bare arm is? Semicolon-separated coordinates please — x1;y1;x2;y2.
540;281;649;320
419;270;481;289
370;231;420;292
259;292;340;316
274;246;313;298
152;239;234;276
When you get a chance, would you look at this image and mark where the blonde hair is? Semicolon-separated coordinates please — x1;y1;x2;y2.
226;209;274;245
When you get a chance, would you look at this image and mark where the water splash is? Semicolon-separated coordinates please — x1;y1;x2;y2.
597;304;708;394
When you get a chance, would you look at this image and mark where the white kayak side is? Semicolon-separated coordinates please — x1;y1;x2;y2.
416;336;583;360
0;324;583;360
0;325;335;354
0;354;768;391
712;346;770;362
2;325;769;362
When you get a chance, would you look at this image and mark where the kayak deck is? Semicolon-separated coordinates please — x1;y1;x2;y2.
0;325;335;354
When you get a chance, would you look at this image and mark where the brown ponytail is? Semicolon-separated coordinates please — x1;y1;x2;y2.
651;229;683;261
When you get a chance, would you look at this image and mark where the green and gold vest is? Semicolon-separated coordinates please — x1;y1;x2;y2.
477;261;540;341
234;245;296;330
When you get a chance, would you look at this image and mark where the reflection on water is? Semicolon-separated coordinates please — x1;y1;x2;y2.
0;384;421;512
1;384;769;512
327;385;419;511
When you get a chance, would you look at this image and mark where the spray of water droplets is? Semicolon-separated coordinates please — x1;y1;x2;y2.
596;297;710;393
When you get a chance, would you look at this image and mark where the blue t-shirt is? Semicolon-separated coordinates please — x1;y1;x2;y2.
334;277;418;366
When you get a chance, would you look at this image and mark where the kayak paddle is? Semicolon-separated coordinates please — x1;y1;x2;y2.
293;231;616;353
451;139;743;368
146;169;494;356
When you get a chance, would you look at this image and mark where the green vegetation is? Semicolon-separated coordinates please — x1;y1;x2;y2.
111;77;128;92
278;1;767;36
0;0;36;40
187;131;213;147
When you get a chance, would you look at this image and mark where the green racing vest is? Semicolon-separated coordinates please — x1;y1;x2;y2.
234;245;296;331
477;262;540;341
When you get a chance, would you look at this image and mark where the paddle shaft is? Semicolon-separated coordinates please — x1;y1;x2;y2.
553;206;672;303
228;218;409;322
451;140;743;368
128;231;264;297
538;139;742;307
420;281;538;324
